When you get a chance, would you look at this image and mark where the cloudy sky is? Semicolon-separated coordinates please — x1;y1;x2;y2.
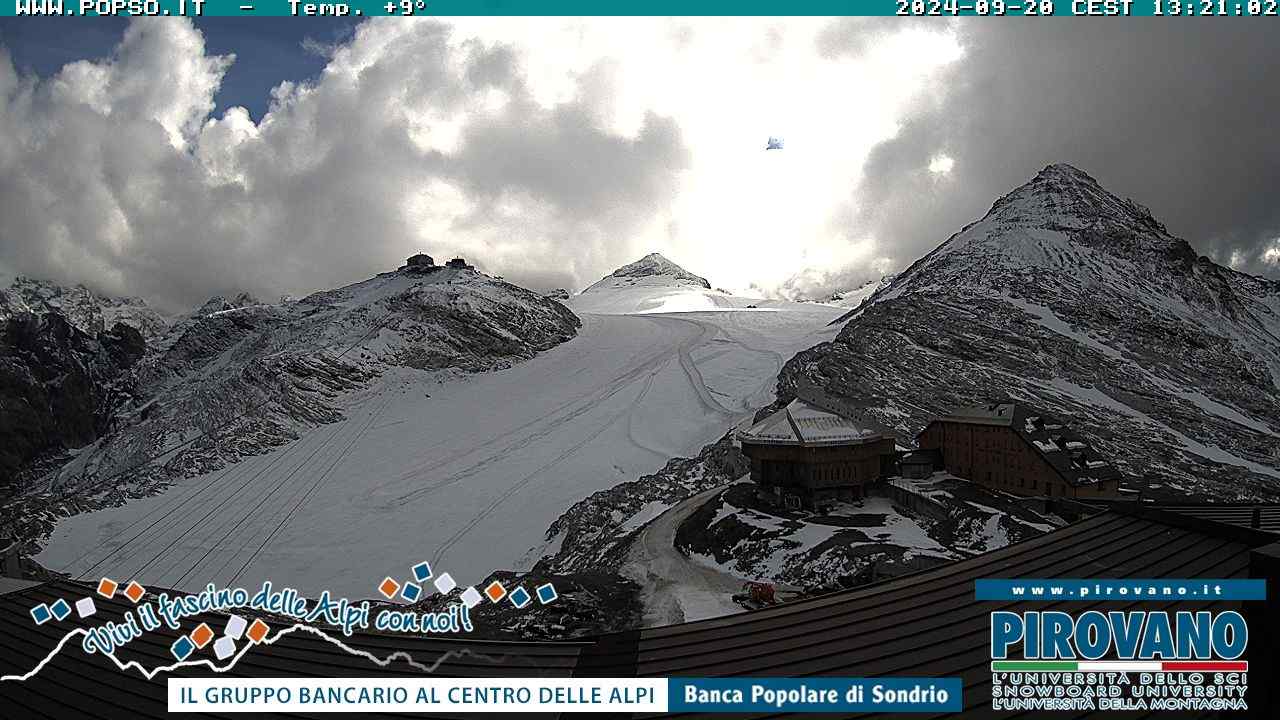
0;18;1277;312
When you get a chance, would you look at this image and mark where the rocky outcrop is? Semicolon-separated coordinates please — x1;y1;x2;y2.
672;478;1056;591
0;313;144;491
538;432;748;574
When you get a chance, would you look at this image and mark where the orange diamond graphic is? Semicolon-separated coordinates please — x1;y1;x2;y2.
97;578;118;599
191;622;215;649
484;581;507;603
246;619;269;644
377;577;400;600
123;581;145;603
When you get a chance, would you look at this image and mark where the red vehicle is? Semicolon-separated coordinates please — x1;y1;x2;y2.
734;581;777;609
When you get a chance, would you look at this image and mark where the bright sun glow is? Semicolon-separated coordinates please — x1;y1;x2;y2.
1263;241;1280;266
929;154;955;174
445;18;964;296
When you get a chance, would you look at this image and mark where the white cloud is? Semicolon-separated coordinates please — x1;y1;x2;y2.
0;17;962;310
1263;241;1280;267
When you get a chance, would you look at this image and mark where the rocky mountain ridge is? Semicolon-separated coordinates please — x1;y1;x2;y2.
0;277;171;342
4;263;581;551
1;313;144;492
825;274;897;309
790;164;1280;501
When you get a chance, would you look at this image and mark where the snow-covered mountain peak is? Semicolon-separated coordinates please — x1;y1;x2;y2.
586;252;711;292
0;276;170;341
795;164;1280;502
856;164;1228;315
987;163;1167;237
192;291;264;316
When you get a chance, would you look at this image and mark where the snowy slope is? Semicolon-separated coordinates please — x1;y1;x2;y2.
35;265;580;493
790;164;1280;501
34;256;843;597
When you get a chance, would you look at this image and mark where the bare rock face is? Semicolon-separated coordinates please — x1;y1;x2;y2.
786;164;1280;502
0;313;144;491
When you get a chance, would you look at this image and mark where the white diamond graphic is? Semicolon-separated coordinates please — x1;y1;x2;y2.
75;597;97;618
214;636;236;661
434;573;457;594
225;615;247;640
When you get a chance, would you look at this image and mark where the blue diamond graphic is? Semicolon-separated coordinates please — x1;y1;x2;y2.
402;582;422;602
49;598;71;621
30;604;52;625
412;561;432;582
171;636;195;661
509;587;531;609
536;583;558;605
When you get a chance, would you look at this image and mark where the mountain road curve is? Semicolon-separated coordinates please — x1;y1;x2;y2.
622;483;744;626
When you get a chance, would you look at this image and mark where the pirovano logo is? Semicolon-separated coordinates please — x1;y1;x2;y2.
978;579;1262;713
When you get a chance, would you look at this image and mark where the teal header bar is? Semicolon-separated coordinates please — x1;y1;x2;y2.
9;0;1270;17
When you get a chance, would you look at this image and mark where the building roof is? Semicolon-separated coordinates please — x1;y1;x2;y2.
939;402;1020;426
737;398;890;447
1154;503;1280;534
2;504;1274;717
924;403;1122;487
900;450;936;465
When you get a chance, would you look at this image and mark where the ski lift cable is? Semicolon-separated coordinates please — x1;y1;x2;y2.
41;314;391;507
159;420;352;588
68;448;273;578
225;392;393;588
167;416;358;587
53;314;393;576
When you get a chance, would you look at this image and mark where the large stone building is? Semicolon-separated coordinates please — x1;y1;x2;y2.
916;403;1123;498
737;396;896;511
405;253;438;274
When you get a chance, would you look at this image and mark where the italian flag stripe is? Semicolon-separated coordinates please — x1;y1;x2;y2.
991;660;1247;672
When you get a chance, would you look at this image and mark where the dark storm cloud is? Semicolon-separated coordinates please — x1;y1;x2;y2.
850;20;1280;279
